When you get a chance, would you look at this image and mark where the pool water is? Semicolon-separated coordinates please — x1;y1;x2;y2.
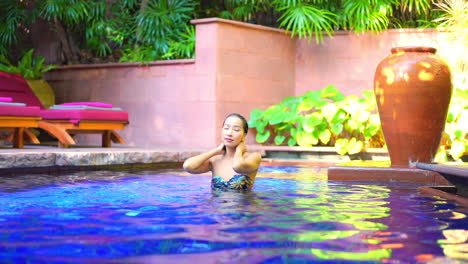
0;166;467;263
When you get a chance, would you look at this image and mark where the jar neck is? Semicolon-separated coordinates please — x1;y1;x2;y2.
391;47;437;54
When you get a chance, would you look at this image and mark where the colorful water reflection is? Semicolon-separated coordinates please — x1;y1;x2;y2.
0;167;466;263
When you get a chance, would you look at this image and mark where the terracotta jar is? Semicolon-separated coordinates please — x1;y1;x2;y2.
374;47;452;167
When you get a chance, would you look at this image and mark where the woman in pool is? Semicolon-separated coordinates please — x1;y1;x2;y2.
183;113;262;190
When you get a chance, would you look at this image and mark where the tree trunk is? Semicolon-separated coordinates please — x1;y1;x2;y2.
53;19;79;64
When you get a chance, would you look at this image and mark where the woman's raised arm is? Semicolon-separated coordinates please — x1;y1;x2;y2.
232;142;262;174
183;144;224;174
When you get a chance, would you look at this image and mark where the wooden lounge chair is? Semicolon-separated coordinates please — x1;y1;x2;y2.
0;72;128;148
0;104;41;148
0;73;42;148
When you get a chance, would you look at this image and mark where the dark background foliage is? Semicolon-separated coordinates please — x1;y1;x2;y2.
0;0;445;65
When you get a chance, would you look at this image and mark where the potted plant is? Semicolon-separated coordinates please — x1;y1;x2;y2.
0;49;57;109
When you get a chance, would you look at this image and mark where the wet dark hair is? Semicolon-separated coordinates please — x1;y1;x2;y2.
223;113;248;134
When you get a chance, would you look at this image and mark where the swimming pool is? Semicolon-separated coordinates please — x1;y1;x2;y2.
0;166;466;263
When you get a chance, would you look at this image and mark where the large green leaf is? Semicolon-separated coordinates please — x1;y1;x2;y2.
290;127;298;137
248;109;264;126
288;137;297;146
347;137;364;154
298;98;316;112
319;129;331;144
303;112;323;132
270;111;289;125
347;119;359;131
256;130;271;143
331;123;343;135
296;131;318;146
304;90;322;101
274;135;286;145
321;85;339;98
255;119;268;134
335;138;349;155
332;110;348;123
353;110;370;123
363;124;380;138
322;103;338;121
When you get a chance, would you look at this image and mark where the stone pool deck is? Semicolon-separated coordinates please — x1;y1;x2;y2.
0;145;341;173
0;146;203;173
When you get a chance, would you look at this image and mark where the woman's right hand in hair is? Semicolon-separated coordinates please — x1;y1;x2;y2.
215;143;226;155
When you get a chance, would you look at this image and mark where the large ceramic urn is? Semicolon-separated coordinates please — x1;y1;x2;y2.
374;47;452;167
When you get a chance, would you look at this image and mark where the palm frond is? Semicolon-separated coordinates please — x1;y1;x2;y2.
399;0;431;14
277;3;337;43
341;0;392;33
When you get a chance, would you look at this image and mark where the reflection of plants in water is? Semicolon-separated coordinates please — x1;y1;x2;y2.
310;248;391;261
437;229;468;259
282;183;393;260
262;247;391;261
293;184;390;231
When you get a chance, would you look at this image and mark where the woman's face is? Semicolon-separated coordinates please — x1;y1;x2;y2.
222;116;245;147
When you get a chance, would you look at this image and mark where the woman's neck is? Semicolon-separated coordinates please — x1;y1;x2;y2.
225;147;236;157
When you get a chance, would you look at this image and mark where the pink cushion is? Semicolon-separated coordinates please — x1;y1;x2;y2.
0;72;45;109
0;97;13;102
0;105;41;117
40;109;128;121
60;102;113;108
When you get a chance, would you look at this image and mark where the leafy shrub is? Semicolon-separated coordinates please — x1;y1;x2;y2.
0;49;56;80
436;87;468;162
250;85;467;160
248;85;384;155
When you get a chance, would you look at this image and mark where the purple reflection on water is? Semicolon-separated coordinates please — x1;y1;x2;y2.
0;167;466;263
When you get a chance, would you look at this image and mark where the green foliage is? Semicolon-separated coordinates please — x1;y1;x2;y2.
0;49;56;80
135;0;196;57
0;0;37;57
118;45;162;64
340;0;394;33
251;85;468;160
275;1;337;43
435;87;468;162
0;0;454;63
248;85;385;155
115;0;198;62
163;25;196;60
432;0;468;162
39;0;113;56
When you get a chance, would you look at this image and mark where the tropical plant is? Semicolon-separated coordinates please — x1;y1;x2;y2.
0;0;454;64
248;85;385;155
163;25;196;59
0;0;197;64
0;0;37;58
435;87;468;162
432;0;468;162
0;49;56;80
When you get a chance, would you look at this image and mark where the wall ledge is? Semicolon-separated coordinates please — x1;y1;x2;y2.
191;17;291;35
49;59;196;71
192;17;441;37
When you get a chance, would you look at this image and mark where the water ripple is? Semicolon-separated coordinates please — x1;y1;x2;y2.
0;169;465;263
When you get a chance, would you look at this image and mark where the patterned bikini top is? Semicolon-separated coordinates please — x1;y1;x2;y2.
212;174;254;191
